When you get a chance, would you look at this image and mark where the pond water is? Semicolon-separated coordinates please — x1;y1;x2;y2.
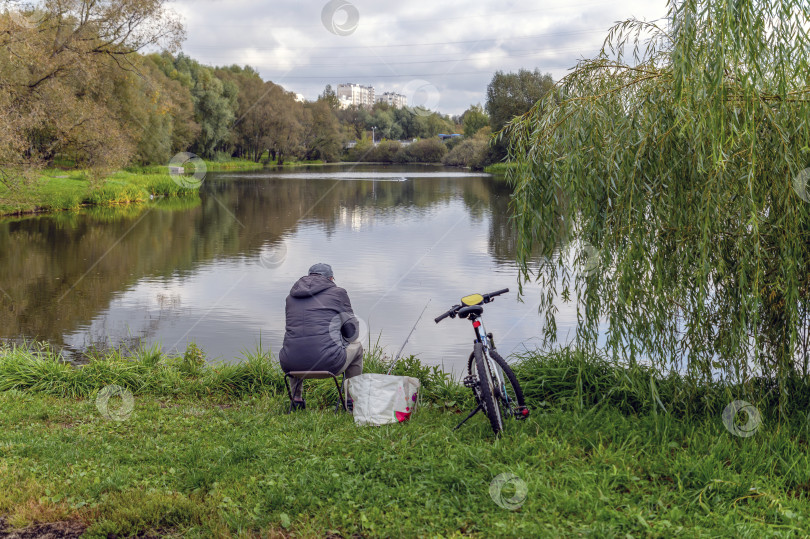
0;164;582;374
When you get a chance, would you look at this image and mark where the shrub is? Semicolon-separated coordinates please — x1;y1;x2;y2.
369;140;401;163
442;137;489;170
394;138;448;163
444;136;464;152
345;139;373;162
475;126;492;138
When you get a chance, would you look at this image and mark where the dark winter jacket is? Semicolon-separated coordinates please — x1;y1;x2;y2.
279;274;360;374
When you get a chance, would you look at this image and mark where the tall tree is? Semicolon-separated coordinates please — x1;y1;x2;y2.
143;53;200;155
319;84;339;110
486;68;554;161
262;84;303;164
302;100;343;162
159;54;237;158
425;112;455;137
110;55;199;165
461;104;489;138
337;105;371;140
507;0;810;405
0;0;184;188
215;65;267;161
486;69;554;132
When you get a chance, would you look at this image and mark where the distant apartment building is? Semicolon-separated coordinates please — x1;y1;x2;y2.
376;92;407;109
337;83;375;109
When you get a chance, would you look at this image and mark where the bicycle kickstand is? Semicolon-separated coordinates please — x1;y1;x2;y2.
453;404;482;431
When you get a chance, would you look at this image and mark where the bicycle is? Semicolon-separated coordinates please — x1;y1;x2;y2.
435;288;529;434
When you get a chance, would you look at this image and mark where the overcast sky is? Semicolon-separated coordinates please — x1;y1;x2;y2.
170;0;668;116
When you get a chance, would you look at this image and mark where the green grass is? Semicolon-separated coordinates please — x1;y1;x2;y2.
484;162;517;174
204;161;264;171
266;159;325;168
0;157;267;216
2;343;810;536
124;159;265;175
0;169;199;216
0;171;87;214
0;340;466;407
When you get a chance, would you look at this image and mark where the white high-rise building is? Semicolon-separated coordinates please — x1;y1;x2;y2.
376;92;407;109
337;83;375;109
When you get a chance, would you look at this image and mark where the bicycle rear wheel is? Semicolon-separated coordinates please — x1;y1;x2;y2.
473;342;503;434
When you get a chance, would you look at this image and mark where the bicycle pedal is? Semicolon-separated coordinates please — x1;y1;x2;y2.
462;375;476;388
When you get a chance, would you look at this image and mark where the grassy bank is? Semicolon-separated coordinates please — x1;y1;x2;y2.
0;169;199;216
266;159;325;168
484;162;517;174
0;158;267;216
125;159;266;175
1;344;810;537
204;160;265;171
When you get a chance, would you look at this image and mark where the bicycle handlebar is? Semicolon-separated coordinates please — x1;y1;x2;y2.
434;288;509;324
483;288;509;302
434;308;458;324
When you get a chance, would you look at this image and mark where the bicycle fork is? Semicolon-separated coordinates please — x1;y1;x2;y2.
474;317;509;404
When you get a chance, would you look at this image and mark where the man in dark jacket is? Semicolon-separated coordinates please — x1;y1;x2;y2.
279;263;364;410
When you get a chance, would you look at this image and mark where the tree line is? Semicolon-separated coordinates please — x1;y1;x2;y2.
0;0;556;189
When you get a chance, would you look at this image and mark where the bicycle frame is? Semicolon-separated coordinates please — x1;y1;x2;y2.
468;312;508;403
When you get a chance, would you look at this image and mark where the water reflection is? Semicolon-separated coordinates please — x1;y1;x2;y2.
0;165;578;372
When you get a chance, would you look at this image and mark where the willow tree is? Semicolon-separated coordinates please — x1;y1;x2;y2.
506;0;810;393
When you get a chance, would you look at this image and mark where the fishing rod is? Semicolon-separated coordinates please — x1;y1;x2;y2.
387;299;431;375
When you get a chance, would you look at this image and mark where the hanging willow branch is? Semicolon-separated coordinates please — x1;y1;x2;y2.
506;0;810;397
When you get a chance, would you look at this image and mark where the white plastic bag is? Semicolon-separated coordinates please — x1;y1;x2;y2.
346;373;420;426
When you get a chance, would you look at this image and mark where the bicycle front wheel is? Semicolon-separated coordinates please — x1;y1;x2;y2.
489;349;528;420
468;348;528;421
473;342;503;434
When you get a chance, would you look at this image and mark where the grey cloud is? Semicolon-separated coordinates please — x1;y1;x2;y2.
171;0;667;115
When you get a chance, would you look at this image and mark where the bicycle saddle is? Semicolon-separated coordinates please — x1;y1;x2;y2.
457;305;483;319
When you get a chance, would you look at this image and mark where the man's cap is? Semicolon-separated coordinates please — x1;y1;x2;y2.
308;263;334;279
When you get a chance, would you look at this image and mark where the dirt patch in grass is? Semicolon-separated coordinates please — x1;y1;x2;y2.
788;479;810;499
0;517;86;538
